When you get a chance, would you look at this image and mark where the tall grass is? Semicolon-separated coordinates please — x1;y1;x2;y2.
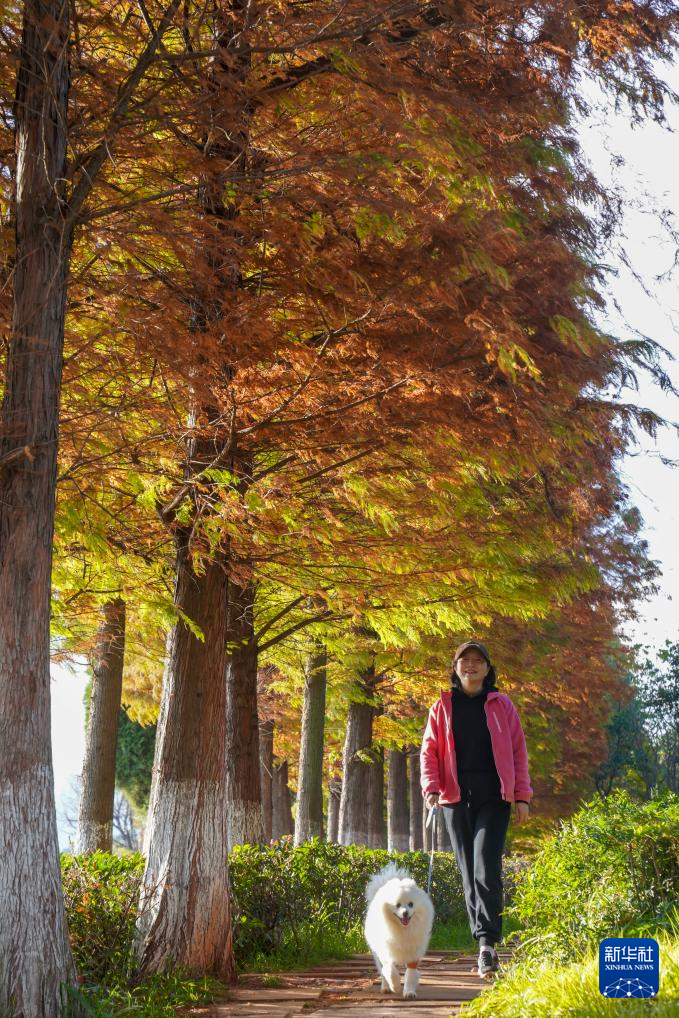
461;933;679;1017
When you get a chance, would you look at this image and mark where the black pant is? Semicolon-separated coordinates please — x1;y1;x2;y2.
443;772;511;946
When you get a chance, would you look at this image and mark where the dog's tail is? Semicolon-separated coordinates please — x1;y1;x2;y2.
365;863;412;903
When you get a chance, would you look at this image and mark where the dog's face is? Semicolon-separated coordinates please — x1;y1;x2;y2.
392;893;416;927
382;878;428;928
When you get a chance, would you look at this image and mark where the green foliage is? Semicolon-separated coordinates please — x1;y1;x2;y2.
61;854;223;1015
636;642;679;794
61;852;145;985
228;839;467;967
595;691;658;798
115;709;156;813
64;971;222;1018
509;791;679;962
243;918;367;973
463;932;679;1018
62;842;466;983
60;838;524;1005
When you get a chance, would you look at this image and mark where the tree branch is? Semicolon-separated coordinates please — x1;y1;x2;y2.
258;609;347;654
67;0;183;227
254;594;307;644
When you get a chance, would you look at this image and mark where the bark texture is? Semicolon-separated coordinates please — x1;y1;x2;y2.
436;807;451;852
368;746;386;848
0;3;78;1014
225;576;264;847
294;645;327;844
259;718;274;843
271;761;294;839
327;779;341;843
136;550;235;980
338;671;375;846
408;748;423;852
76;599;126;853
387;748;409;852
422;798;432;853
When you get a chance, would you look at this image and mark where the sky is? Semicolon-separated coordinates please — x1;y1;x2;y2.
579;61;679;650
51;59;679;847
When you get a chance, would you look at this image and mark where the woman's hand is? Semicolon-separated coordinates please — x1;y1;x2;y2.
425;792;440;810
514;801;530;825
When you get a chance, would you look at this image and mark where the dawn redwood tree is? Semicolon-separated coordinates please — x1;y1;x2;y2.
327;779;342;843
224;568;264;847
0;1;181;1011
408;749;423;852
136;548;235;978
136;7;264;975
0;4;77;1011
76;599;126;853
271;760;294;839
435;809;450;853
259;718;274;842
368;746;386;849
387;748;409;852
338;663;377;846
294;641;328;844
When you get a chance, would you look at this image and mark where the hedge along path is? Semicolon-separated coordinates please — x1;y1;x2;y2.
187;949;511;1017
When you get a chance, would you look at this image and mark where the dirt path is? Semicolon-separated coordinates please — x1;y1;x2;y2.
184;949;507;1018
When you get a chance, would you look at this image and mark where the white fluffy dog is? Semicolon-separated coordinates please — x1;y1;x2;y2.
364;863;434;999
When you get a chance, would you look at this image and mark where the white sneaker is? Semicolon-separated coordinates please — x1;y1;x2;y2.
478;946;499;978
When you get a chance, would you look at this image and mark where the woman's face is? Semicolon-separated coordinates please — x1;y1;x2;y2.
455;649;490;696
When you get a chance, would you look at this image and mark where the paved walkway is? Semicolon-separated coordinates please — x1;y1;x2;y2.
185;950;507;1018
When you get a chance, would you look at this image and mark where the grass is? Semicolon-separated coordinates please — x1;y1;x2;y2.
241;919;367;972
429;914;522;953
64;971;225;1017
242;914;483;975
260;973;286;988
430;919;476;952
460;933;679;1017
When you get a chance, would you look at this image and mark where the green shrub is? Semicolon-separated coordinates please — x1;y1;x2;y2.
62;843;470;980
61;851;144;984
64;971;222;1018
509;790;679;962
228;839;468;965
463;931;679;1018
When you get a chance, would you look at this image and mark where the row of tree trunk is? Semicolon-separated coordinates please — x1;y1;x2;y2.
76;614;445;856
269;754;451;852
259;638;444;852
71;608;444;1016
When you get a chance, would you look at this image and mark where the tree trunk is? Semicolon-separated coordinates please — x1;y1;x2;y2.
422;798;431;853
0;3;79;1014
408;748;423;852
327;779;341;843
294;644;327;845
135;549;235;980
259;719;274;843
368;745;386;848
387;748;409;853
436;807;450;852
271;760;294;839
225;575;263;847
338;670;375;846
76;599;126;853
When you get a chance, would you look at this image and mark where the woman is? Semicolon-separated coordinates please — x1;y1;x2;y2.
420;640;532;977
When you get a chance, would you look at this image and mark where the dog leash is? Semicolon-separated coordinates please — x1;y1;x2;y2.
425;804;440;896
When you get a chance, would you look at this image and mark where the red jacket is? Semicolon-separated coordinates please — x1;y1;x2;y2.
420;689;532;804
